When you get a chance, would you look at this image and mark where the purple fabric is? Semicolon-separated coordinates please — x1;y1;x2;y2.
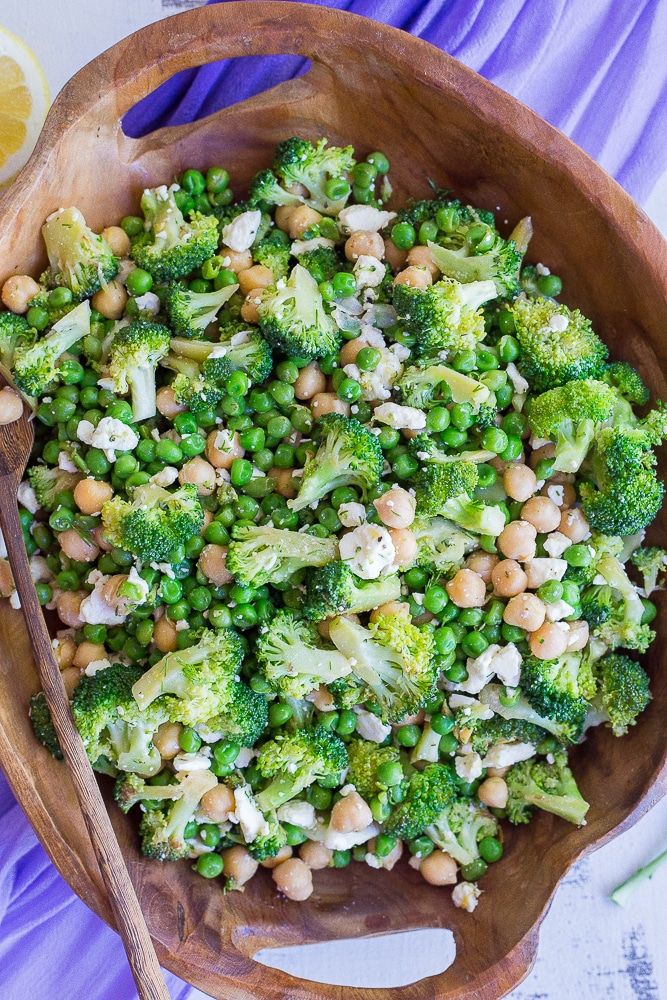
2;3;666;998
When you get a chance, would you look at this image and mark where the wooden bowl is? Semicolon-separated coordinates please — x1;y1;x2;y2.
0;4;665;998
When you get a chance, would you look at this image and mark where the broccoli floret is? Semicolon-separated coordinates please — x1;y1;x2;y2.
12;300;91;396
101;482;204;562
114;771;183;813
256;610;352;698
505;752;589;826
0;311;36;374
328;614;436;723
168;367;226;417
72;663;168;776
40;207;118;300
393;276;496;358
630;546;667;596
297;246;340;284
107;320;171;422
428;235;522;298
426;797;499;866
163;282;238;339
255;726;348;812
415;460;506;535
468;716;548;756
226;524;338;587
411;516;477;573
384;763;457;840
395;192;492;232
247;813;289;862
27;464;82;511
639;400;667;447
131;627;244;725
580;585;616;627
588;554;655;652
409;433;495;467
138;769;218;861
593;652;651;736
248;169;305;209
479;683;583;744
288;413;382;512
169;326;273;386
29;691;62;759
602;362;650;405
272;136;355;215
202;683;269;748
346;739;403;800
520;653;595;736
510;296;608;392
252;228;291;279
131;184;218;281
258;263;339;359
328;674;367;711
303;561;401;621
397;360;492;411
526;379;618;473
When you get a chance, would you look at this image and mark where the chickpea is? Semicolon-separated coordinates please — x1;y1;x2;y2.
567;619;590;652
221;845;259;886
201;510;214;533
73;477;113;515
240;292;261;324
446;568;487;608
491;559;528;597
523;559;565;590
72;641;107;670
465;551;499;585
383;238;408;271
503;593;546;632
389;527;417;568
154;616;178;653
55;590;85;628
200;783;236;822
58;529;99;563
288;205;322;239
269;467;298;499
272;857;313;901
1;274;40;313
61;667;82;698
0;387;23;425
91;280;127;320
478;776;508;809
420;850;458;887
275;205;297;232
529;621;570;659
339;337;366;367
529;442;556;470
284;181;309;198
153;721;182;760
559;507;590;542
54;636;76;670
330;790;373;833
311;392;350;418
0;559;14;597
374;486;415;530
261;845;293;869
223;248;253;273
206;429;244;470
316;619;332;640
521;496;561;534
497;520;537;562
198;544;232;585
345;230;384;262
294;362;326;400
503;464;537;502
299;840;333;870
393;266;432;289
178;457;216;495
156;387;187;419
407;245;439;278
396;710;424;726
370;601;411;623
101;225;131;257
92;525;113;552
237;264;273;295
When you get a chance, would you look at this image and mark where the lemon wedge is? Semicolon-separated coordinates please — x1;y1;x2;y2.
0;26;50;186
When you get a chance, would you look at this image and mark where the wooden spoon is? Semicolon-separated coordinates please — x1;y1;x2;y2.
0;397;169;1000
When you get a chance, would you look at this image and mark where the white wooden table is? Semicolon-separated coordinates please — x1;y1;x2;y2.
2;3;666;997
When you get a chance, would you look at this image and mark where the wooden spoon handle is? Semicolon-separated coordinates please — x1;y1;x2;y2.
0;481;169;1000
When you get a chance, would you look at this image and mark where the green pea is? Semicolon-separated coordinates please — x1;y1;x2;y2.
212;741;240;768
501;623;526;643
330;486;357;508
476;463;497;489
441;427;467;449
376;761;403;787
26;304;49;331
306;783;333;810
209;606;233;629
48;286;73;309
230;458;253;487
332;849;352;868
196;853;224;879
641;599;657;625
451;402;475;430
495;383;514;409
206;166;230;193
391;222;416;250
537;273;562;297
267;414;292;439
484;599;505;625
125;268;153;296
564;544;592;567
356;346;381;372
373;833;397;859
396;724;421;748
121;214;144;238
537;579;564;604
438;732;459;755
408;835;435;858
337;377;362;403
481;427;509;454
451;349;477;373
203;522;228;547
159;578;183;605
429;713;454;736
179;727;202;754
461;859;488;881
444;661;468;684
332;271;357;298
213;268;238;289
499;434;523;462
404;567;428;590
392;453;418;479
426;406;450;433
424;585;448;614
377;426;400;450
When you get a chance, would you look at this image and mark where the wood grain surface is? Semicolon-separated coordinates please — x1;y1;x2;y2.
0;4;664;999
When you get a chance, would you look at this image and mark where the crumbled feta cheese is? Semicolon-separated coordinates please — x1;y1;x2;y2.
151;561;175;579
339;523;395;579
150;428;161;442
77;417;139;462
290;237;335;255
17;482;38;514
213;428;237;453
134;292;161;315
354;707;391;743
354;255;386;290
221;209;262;252
506;362;529;396
455;752;483;782
150;465;179;487
543;531;573;558
546;484;565;506
358;325;386;348
548;313;569;333
172;752;212;773
9;590;21;610
365;840;403;870
57;451;78;473
175;619;190;632
372;402;426;430
544;599;575;622
277;800;317;830
482;741;536;769
337;501;367;528
457;643;522;694
235;747;257;768
29;555;51;583
524;558;568;587
229;785;270;843
309;820;380;851
390;342;411;363
535;263;551;276
452;881;482;912
448;693;494;721
337;205;396;233
490;643;523;688
79;574;126;626
84;658;112;677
